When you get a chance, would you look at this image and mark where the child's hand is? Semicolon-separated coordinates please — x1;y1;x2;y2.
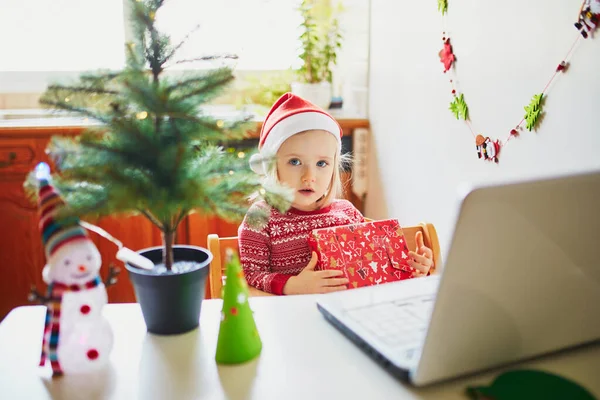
408;231;434;277
283;252;349;295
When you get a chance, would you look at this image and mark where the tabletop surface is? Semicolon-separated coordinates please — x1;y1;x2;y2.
1;295;599;400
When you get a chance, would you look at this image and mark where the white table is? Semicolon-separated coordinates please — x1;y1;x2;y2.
1;296;599;400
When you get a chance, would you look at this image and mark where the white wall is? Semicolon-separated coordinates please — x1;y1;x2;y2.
366;0;600;254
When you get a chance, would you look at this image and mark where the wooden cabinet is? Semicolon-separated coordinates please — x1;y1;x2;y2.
0;119;369;321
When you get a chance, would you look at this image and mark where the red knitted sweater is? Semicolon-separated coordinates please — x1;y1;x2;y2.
238;199;364;295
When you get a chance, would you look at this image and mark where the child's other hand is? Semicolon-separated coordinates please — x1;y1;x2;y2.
283;252;349;295
408;231;434;277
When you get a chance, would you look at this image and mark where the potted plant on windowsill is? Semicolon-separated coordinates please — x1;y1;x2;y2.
24;0;290;335
291;0;343;109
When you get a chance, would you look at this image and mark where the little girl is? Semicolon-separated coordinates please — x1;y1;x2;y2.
239;93;434;295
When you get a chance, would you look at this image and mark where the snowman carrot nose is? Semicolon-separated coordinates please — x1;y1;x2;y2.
78;265;87;272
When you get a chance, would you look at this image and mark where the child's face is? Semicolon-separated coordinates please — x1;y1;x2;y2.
276;129;338;211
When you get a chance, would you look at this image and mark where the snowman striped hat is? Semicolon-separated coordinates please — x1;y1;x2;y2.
249;92;342;175
37;176;90;259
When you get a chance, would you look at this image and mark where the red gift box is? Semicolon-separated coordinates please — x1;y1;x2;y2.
307;219;415;289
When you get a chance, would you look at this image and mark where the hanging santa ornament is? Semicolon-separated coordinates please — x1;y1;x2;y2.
28;162;116;377
475;135;501;163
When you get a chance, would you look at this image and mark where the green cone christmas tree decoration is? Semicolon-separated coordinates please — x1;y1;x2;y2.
215;249;262;364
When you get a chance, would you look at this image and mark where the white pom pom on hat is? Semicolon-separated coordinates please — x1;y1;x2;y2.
249;93;342;175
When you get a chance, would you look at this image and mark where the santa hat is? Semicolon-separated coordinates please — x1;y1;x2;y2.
249;92;342;175
37;176;90;260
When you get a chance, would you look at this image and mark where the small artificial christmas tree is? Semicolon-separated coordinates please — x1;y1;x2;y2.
24;0;291;270
215;249;262;364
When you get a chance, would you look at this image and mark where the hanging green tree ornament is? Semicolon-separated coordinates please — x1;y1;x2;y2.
524;93;544;131
438;0;448;15
449;93;469;120
215;249;262;365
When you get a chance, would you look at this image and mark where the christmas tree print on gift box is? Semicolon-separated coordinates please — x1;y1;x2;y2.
215;249;262;365
308;219;415;289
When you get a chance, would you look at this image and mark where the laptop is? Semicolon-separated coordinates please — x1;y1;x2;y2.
316;170;600;386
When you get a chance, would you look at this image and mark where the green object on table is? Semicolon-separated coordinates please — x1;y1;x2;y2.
215;249;262;364
466;369;596;400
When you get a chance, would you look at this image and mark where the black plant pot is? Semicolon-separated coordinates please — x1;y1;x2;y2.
125;245;212;335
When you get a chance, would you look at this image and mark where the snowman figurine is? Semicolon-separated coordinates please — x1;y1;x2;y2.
28;163;116;377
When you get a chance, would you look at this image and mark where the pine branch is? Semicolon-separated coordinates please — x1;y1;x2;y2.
53;187;111;220
168;113;250;141
131;0;165;80
39;97;112;124
80;70;121;84
140;209;165;231
170;114;234;140
173;54;239;65
103;117;160;155
48;135;154;180
170;70;235;102
162;24;202;66
257;179;295;214
78;139;140;161
244;206;270;231
125;41;145;70
173;208;189;230
44;84;119;96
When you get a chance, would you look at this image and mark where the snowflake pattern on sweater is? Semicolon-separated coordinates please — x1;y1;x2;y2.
238;199;364;295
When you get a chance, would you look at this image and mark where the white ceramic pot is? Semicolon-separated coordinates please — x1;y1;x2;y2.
290;82;332;110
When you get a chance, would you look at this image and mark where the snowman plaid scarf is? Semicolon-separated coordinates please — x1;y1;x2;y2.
39;276;102;376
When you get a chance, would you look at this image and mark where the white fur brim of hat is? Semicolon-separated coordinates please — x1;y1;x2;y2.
249;111;341;175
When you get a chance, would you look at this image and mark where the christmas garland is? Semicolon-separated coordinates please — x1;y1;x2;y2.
438;0;599;163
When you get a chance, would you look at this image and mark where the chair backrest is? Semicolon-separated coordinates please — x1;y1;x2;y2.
207;222;442;299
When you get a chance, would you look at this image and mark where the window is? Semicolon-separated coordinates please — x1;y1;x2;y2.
0;0;125;72
154;0;303;70
0;0;303;93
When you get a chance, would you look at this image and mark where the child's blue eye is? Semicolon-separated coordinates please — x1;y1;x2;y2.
317;160;328;167
289;158;301;166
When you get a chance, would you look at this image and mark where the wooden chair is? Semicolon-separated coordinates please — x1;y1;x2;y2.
207;222;442;299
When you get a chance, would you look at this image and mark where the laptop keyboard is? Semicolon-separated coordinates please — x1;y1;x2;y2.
344;295;435;357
